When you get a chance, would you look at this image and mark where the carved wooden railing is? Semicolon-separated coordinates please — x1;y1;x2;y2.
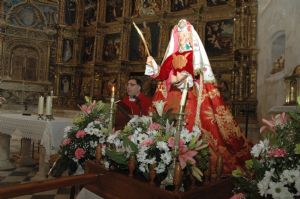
0;173;99;199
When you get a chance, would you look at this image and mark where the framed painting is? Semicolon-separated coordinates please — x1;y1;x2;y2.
105;0;123;23
129;21;160;61
83;0;97;26
131;0;161;17
101;74;118;98
82;37;95;63
171;0;197;12
205;19;233;57
102;33;121;61
65;0;76;25
207;0;228;7
60;74;72;95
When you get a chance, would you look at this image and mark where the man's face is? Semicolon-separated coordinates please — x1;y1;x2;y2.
127;79;140;97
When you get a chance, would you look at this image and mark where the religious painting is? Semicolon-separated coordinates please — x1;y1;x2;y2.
105;0;123;23
102;33;121;61
82;37;95;63
171;0;197;12
101;75;118;98
83;0;97;26
60;74;72;95
205;19;233;57
62;39;73;63
207;0;228;7
65;0;76;25
129;21;160;61
131;0;161;17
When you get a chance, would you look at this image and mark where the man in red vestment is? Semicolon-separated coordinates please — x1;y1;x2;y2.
115;78;152;130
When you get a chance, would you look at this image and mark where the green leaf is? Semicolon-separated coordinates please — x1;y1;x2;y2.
122;136;138;154
191;166;203;182
106;150;127;165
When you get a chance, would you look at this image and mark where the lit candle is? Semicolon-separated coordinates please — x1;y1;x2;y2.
109;86;115;132
291;86;294;101
38;96;44;115
45;96;52;115
180;80;188;106
110;86;115;108
111;86;115;99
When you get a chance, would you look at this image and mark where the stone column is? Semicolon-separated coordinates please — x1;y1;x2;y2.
0;133;15;170
19;138;35;166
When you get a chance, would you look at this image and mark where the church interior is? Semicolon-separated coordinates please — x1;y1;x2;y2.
0;0;300;198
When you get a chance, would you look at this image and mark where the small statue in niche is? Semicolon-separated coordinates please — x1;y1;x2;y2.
62;39;73;62
271;55;285;74
278;55;285;69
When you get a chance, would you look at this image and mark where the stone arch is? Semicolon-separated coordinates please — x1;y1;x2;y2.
5;1;47;29
10;45;39;81
270;31;285;74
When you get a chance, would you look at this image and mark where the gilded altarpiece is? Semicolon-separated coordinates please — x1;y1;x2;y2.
0;0;57;107
1;0;258;121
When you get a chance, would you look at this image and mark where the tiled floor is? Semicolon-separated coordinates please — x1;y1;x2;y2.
0;137;71;199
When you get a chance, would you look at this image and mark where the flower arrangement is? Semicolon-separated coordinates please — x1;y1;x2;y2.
231;98;300;199
50;97;209;191
102;101;210;189
50;97;110;176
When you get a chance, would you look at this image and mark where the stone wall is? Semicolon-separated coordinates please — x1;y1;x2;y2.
257;0;300;119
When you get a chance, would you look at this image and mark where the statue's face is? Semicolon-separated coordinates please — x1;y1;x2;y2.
178;31;192;51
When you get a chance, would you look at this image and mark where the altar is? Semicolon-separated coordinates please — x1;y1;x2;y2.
75;161;234;199
0;113;72;172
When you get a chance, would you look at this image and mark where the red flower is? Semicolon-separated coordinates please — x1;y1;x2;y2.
75;148;85;159
267;148;287;158
62;138;71;145
75;130;86;138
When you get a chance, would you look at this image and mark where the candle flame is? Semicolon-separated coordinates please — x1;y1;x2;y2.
112;86;115;92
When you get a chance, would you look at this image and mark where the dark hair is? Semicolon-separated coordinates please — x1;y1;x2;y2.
129;77;142;88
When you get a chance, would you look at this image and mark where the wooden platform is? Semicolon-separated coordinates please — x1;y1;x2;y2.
85;161;234;199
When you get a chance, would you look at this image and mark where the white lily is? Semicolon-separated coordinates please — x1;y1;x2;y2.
153;100;166;117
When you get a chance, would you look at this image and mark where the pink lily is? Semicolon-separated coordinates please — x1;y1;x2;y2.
260;112;287;133
168;137;198;169
178;146;198;169
78;100;96;114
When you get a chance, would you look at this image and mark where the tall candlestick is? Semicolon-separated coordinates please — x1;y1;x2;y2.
109;86;115;132
45;96;52;116
180;80;188;106
174;80;189;157
38;96;44;115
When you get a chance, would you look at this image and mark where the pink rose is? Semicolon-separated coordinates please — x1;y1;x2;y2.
62;138;71;145
268;148;287;158
75;148;85;159
140;138;154;147
76;130;86;138
230;193;246;199
148;122;161;131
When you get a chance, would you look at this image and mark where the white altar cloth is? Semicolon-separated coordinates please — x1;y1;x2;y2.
0;113;72;162
76;188;104;199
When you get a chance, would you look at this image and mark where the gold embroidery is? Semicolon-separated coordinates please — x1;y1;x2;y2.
172;53;190;70
203;106;216;124
213;105;241;140
207;88;221;99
